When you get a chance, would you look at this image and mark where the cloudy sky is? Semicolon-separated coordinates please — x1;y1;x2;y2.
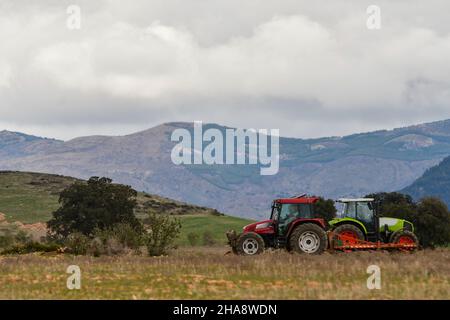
1;0;449;140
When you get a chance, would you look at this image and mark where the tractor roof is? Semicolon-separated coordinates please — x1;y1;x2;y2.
337;198;374;203
275;196;319;204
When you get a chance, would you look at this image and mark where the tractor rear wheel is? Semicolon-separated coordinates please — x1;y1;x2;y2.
390;230;418;249
235;232;265;256
289;223;327;254
332;224;364;247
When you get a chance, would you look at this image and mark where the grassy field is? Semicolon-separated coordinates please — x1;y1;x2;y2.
0;171;252;245
176;215;251;245
0;247;449;299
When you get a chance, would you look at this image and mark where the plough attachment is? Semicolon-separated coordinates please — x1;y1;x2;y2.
328;231;417;252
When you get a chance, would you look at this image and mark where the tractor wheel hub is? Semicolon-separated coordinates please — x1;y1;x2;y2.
242;238;259;255
298;231;320;253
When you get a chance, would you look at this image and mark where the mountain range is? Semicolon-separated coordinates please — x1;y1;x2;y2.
402;155;450;205
2;119;450;219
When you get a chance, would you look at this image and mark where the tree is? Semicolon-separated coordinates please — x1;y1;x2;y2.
143;213;181;256
415;197;450;248
366;192;415;212
366;192;417;221
313;197;337;220
47;177;142;237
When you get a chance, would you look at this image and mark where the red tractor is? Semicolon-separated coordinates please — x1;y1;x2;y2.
226;195;328;255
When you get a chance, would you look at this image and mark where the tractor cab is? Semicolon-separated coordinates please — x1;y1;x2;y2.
334;198;379;241
330;198;416;243
270;196;317;237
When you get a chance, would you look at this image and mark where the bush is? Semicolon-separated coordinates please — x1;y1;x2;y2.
202;231;216;246
187;232;199;246
92;223;144;256
0;233;15;249
0;227;61;255
1;242;60;255
88;237;105;257
64;233;91;255
47;177;143;237
0;229;32;250
143;213;181;256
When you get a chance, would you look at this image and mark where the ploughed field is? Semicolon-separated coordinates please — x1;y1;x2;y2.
0;247;448;299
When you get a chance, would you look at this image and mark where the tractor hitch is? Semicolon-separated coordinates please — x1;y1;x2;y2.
226;230;238;247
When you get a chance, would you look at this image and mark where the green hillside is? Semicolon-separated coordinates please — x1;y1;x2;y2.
0;171;78;223
0;171;252;244
402;156;450;207
176;214;251;245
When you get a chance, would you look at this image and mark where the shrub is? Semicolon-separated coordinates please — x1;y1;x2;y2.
0;233;15;249
14;230;31;244
143;213;181;256
1;242;60;255
0;229;32;250
88;237;105;257
64;233;91;255
202;231;216;246
92;223;144;256
187;232;199;246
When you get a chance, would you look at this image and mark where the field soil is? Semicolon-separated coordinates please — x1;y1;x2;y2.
0;247;448;299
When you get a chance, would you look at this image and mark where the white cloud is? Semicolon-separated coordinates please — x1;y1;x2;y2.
0;61;12;88
0;0;450;140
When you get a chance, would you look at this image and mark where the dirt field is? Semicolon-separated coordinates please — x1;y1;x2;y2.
0;247;449;300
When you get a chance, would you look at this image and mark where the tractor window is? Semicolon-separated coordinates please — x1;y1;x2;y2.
357;202;373;224
298;204;312;218
344;202;356;218
279;204;298;221
279;204;312;220
277;204;305;236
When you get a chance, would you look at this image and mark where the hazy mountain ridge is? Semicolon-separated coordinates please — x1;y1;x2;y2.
1;119;450;219
402;155;450;207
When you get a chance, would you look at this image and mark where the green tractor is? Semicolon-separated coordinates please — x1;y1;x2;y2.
329;198;418;249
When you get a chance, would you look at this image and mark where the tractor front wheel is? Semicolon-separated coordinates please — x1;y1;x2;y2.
289;223;327;254
235;232;265;256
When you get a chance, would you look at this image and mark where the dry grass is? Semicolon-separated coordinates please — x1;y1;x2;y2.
0;247;449;300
